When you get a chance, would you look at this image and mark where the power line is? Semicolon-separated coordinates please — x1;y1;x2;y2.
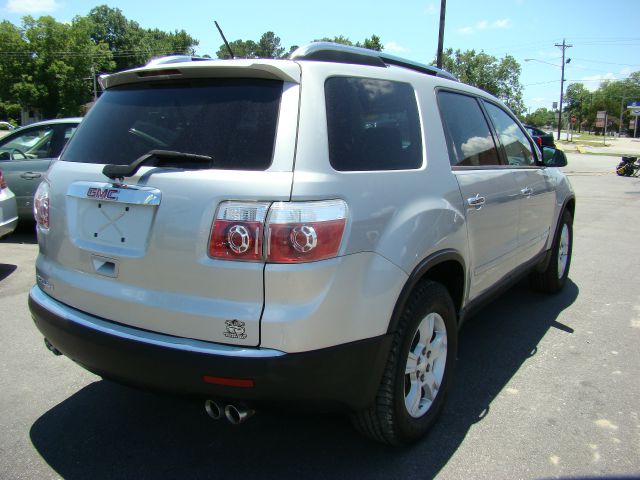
571;57;640;67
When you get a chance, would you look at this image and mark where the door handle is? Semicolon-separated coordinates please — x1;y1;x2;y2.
521;187;533;196
467;194;486;208
20;172;42;179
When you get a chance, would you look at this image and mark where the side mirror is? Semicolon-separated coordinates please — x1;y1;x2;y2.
542;147;567;167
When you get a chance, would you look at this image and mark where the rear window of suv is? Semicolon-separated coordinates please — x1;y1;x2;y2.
325;77;423;171
62;78;282;170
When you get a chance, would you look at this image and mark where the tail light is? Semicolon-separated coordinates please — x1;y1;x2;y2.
0;170;6;189
209;200;348;263
34;180;50;230
209;202;270;261
266;200;347;263
535;137;542;147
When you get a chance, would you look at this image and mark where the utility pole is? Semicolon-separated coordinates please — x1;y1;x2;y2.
619;96;627;137
91;65;97;102
436;0;446;68
555;39;572;141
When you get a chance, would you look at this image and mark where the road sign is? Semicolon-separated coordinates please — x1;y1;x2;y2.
628;101;640;109
596;110;607;128
571;115;577;124
630;109;640;116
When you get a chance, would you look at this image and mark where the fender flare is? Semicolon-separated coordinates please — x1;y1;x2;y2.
386;249;466;334
537;195;576;272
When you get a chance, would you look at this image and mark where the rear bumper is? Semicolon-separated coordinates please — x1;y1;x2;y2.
28;286;392;410
0;189;18;238
0;215;17;238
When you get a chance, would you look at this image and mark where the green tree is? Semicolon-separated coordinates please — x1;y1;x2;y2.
564;83;591;132
217;32;384;59
216;39;258;59
524;107;556;129
11;15;114;118
0;7;199;120
255;31;285;58
216;31;284;59
87;5;198;71
438;48;526;116
313;34;384;51
361;34;383;52
0;21;29;122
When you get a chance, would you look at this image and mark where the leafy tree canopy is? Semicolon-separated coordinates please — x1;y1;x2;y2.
0;6;199;121
217;32;383;59
437;48;525;116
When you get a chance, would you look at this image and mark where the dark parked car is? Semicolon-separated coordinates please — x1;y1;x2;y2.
0;118;81;221
525;125;555;148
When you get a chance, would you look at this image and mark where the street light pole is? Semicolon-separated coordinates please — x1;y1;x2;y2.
555;39;572;141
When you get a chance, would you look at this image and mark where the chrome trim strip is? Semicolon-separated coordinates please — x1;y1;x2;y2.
30;286;285;358
67;181;162;206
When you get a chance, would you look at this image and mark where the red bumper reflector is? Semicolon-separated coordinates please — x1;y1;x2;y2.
202;375;255;388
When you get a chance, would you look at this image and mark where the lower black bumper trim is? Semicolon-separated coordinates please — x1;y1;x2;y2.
29;287;393;410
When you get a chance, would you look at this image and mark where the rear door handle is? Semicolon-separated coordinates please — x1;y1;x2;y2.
20;172;42;179
467;194;486;208
521;187;533;196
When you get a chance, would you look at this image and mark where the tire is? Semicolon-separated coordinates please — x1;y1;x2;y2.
352;280;457;445
529;210;573;293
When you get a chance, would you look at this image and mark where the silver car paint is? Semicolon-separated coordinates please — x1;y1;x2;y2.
36;75;301;347
34;58;574;355
0;184;18;238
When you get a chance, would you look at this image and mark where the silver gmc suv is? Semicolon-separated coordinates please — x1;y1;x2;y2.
29;43;574;445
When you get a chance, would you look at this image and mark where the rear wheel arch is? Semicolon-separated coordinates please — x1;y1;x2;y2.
387;250;465;334
563;196;575;221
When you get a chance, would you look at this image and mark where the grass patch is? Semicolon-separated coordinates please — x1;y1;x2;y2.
559;140;612;147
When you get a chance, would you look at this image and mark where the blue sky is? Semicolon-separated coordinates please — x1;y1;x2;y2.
3;0;639;113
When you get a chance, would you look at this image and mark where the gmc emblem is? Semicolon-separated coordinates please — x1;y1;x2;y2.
87;187;119;200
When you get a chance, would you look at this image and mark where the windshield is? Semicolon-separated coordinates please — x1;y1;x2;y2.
62;78;283;170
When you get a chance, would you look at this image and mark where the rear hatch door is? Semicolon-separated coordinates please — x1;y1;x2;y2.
39;61;300;347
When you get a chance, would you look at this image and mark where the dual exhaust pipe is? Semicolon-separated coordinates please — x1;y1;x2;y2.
205;399;254;425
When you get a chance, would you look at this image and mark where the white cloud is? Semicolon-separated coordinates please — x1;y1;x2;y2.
457;18;512;35
536;50;560;59
581;73;617;91
425;2;438;15
493;19;511;28
6;0;59;13
384;41;408;53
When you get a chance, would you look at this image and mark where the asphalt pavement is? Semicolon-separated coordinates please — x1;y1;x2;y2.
0;153;638;479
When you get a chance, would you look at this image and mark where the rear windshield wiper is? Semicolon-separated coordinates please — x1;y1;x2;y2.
103;149;213;180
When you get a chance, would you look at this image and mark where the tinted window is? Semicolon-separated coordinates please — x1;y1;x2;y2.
62;79;282;170
325;77;422;171
437;91;500;167
484;102;535;167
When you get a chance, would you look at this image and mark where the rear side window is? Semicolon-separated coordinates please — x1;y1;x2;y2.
325;77;422;171
62;79;282;170
437;91;501;167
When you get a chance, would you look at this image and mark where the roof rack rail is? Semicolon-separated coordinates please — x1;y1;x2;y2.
145;55;209;67
289;42;458;81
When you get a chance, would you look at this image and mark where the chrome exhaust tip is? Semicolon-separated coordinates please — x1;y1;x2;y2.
204;399;224;420
224;403;255;425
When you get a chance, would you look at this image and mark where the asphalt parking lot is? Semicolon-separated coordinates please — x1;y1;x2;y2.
1;153;639;479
